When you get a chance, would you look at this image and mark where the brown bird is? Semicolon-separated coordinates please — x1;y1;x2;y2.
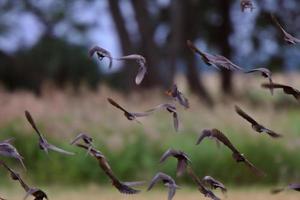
165;84;189;109
146;104;179;131
147;172;180;200
159;149;191;176
202;176;227;193
116;54;147;85
187;167;220;200
196;129;265;177
0;161;48;200
261;82;300;101
271;183;300;194
235;105;282;138
187;40;243;71
25;110;75;155
244;67;273;95
89;46;113;69
240;0;254;12
271;14;300;45
76;143;141;194
0;139;26;170
107;98;151;123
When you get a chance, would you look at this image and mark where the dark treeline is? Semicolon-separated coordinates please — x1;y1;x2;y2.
0;0;300;102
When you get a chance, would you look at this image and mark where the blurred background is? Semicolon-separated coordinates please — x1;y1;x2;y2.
1;0;300;199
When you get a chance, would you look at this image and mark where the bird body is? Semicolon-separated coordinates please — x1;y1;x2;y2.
166;84;189;109
202;176;227;193
0;141;26;170
89;46;113;69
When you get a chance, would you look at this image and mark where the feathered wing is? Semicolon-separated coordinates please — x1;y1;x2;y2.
159;149;173;163
89;46;113;69
135;63;147;85
173;112;179;132
243;158;266;177
47;143;75;155
107;98;129;113
235;105;259;125
196;129;212;145
147;173;163;191
262;128;282;138
168;186;176;200
211;129;240;154
24;111;43;140
176;159;188;177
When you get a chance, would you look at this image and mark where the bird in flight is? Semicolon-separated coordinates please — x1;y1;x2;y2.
271;183;300;194
244;67;273;95
261;82;300;101
196;129;265;177
271;14;300;45
76;143;142;194
116;54;147;85
147;172;180;200
235;105;282;138
70;133;94;155
0;139;26;170
146;103;179;132
165;84;189;109
159;149;191;176
89;46;113;69
24;110;75;155
202;176;227;193
187;40;243;71
240;0;254;12
107;98;151;123
0;161;48;200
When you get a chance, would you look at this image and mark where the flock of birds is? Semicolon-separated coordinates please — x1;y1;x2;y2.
1;1;300;200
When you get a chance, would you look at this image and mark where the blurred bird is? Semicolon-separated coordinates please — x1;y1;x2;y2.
147;172;180;200
187;40;243;71
0;161;48;200
0;139;26;170
89;46;113;69
107;98;151;123
116;54;147;85
271;183;300;194
159;149;191;176
146;104;179;131
235;105;282;138
240;0;254;12
202;176;227;193
76;143;142;194
187;167;220;200
261;82;300;101
165;84;189;109
271;14;300;45
25;110;75;155
70;133;94;155
196;129;265;177
244;67;273;95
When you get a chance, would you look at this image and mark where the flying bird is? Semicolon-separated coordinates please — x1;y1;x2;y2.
146;103;179;131
261;82;300;101
235;105;282;138
76;143;142;194
0;139;26;170
240;0;254;12
271;14;300;45
159;149;191;176
107;98;151;123
165;84;189;109
116;54;147;85
271;183;300;194
0;161;48;200
25;110;75;155
89;46;113;69
244;67;273;95
147;172;180;200
187;40;243;71
196;129;265;177
70;133;94;155
202;176;227;193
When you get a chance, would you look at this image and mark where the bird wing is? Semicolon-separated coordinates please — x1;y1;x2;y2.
262;128;282;138
244;68;270;75
243;158;266;177
131;112;152;117
288;183;300;191
70;133;92;145
186;40;212;65
24;111;44;140
173;112;179;132
176;159;188;177
168;186;176;200
211;129;240;154
235;105;259;125
196;129;212;145
107;98;129;113
47;143;75;155
135;63;147;85
159;149;174;163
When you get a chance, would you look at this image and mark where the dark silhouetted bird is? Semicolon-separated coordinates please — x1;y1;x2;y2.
244;67;273;95
262;82;300;101
0;161;47;200
235;105;282;138
271;14;300;45
165;84;189;109
240;0;254;12
271;183;300;194
147;172;180;200
0;139;26;170
76;143;142;194
187;40;243;71
89;46;113;69
25;111;75;155
202;176;227;193
196;129;265;177
116;54;147;85
159;149;191;176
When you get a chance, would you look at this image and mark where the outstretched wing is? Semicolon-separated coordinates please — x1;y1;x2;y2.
211;129;240;154
196;129;212;145
262;128;282;138
243;158;266;177
173;112;179;132
168;186;176;200
47;143;75;155
135;64;147;85
235;105;259;125
107;98;129;113
24;111;43;140
159;149;174;163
